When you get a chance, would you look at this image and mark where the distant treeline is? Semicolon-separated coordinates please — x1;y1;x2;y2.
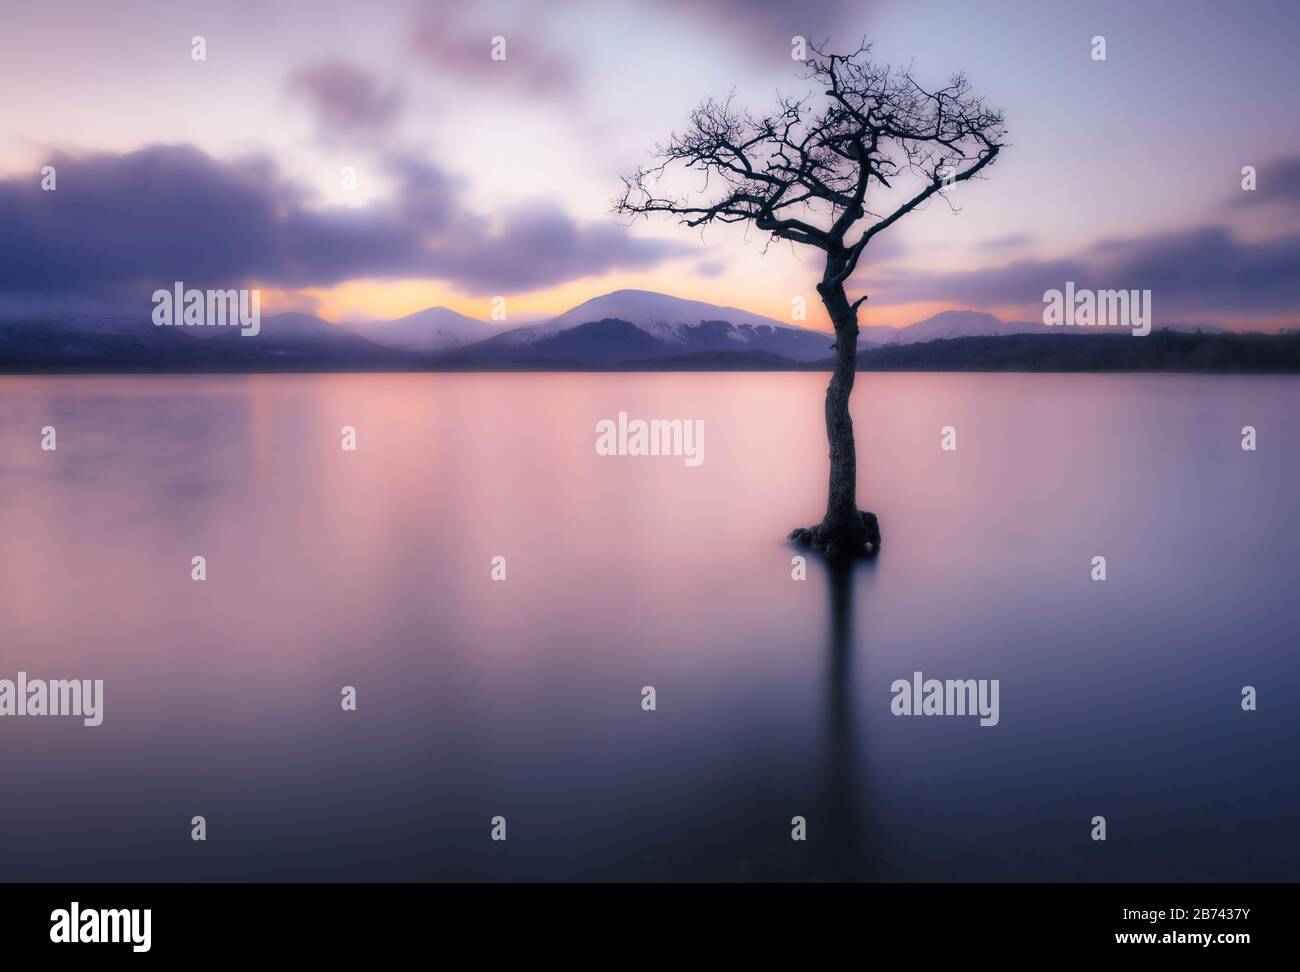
4;323;1299;374
854;330;1300;373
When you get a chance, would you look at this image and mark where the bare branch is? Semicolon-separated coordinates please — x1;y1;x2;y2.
613;42;1007;310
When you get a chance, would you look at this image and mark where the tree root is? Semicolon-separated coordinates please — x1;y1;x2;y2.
788;511;881;560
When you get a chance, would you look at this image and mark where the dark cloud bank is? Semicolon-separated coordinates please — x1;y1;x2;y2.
867;225;1300;318
0;144;685;304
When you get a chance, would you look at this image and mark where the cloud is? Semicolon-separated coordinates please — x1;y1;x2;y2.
659;0;892;59
431;200;686;293
286;60;405;142
0;144;687;301
693;259;727;278
981;233;1034;250
865;257;1082;310
408;4;578;100
865;225;1300;315
1234;154;1300;207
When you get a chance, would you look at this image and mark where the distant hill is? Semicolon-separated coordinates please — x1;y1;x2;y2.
344;307;497;353
860;310;1044;345
543;289;802;339
0;311;407;371
443;289;838;364
858;310;1226;346
0;291;1288;373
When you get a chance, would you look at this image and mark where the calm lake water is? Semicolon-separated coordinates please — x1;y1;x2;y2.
1;372;1297;882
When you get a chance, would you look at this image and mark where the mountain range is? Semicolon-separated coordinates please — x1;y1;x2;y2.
0;288;1274;373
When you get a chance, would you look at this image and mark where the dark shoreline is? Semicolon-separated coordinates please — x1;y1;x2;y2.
3;331;1299;375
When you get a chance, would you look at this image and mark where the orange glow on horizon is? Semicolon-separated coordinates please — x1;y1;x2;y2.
274;277;1289;335
286;273;992;332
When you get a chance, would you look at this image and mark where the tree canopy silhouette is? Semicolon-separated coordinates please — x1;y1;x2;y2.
615;42;1007;557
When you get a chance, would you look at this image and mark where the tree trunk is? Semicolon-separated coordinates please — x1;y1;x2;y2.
788;269;881;558
820;280;861;532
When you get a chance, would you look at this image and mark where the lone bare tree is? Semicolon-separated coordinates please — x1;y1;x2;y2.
615;43;1006;558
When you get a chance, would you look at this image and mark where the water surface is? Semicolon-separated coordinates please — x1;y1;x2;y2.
1;372;1296;881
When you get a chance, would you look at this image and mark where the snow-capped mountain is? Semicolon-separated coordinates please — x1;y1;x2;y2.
542;290;799;341
347;307;497;353
445;289;838;364
860;310;1047;345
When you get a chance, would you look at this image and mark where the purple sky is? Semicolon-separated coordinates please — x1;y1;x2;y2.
1;0;1297;330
